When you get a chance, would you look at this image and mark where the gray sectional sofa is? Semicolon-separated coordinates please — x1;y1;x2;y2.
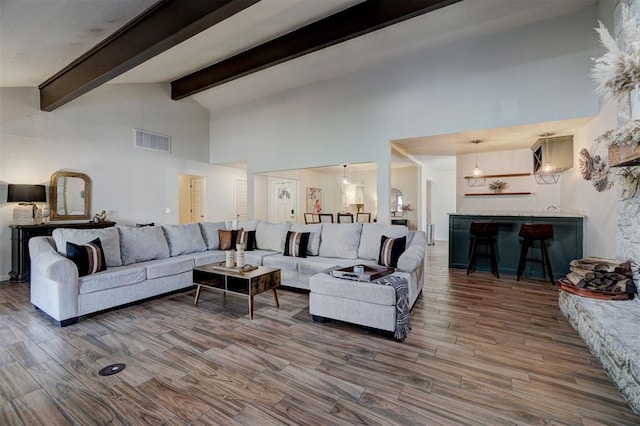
29;220;426;328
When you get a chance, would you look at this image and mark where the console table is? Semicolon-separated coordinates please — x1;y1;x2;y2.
9;221;116;282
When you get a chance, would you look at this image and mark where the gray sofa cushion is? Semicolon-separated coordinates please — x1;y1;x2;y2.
118;226;170;265
198;222;227;250
256;221;291;252
290;223;322;256
358;224;409;261
52;227;122;267
319;223;363;259
184;250;227;267
139;257;195;279
398;231;426;273
78;265;146;294
263;254;300;271
244;250;279;266
162;224;207;256
309;272;396;305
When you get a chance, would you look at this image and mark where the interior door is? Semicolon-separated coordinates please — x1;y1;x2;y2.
190;177;204;222
235;179;248;221
271;180;297;223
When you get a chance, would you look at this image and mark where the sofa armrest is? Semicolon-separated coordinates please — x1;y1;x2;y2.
397;231;426;273
29;236;79;322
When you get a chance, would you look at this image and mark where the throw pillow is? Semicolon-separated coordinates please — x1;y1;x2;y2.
66;238;107;277
236;230;256;251
219;228;246;250
218;229;234;250
283;231;310;258
118;226;170;265
378;235;406;268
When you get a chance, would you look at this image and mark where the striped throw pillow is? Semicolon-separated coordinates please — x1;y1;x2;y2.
378;235;406;268
66;238;107;277
283;231;310;258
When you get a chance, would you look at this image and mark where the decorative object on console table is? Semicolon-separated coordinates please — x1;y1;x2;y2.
9;221;116;282
7;184;47;224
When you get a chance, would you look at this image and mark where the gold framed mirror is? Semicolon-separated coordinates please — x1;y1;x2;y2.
49;171;91;221
391;187;404;217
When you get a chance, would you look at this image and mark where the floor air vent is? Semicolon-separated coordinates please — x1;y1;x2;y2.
135;129;171;153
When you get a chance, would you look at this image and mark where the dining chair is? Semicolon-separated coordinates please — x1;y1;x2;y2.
304;213;316;224
319;213;334;223
337;213;354;223
356;212;371;223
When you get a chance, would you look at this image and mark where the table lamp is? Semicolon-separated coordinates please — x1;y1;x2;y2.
7;184;47;224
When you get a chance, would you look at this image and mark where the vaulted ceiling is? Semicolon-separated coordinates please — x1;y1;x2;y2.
0;0;601;153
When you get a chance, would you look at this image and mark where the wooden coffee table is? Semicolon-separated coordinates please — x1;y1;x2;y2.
193;263;281;319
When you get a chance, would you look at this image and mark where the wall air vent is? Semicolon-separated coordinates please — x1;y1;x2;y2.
135;129;171;153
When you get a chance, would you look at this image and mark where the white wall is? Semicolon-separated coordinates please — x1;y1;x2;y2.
429;168;457;242
210;6;603;222
562;103;618;258
0;84;245;279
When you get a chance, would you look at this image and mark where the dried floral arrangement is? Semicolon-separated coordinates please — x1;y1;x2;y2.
578;148;613;192
592;5;640;150
592;5;640;102
488;180;508;192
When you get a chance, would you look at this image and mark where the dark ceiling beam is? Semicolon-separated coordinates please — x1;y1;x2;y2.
171;0;461;100
39;0;260;112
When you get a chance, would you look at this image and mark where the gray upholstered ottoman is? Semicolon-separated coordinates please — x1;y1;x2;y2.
309;271;403;334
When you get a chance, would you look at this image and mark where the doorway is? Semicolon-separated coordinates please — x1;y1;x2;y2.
270;179;297;223
178;175;205;224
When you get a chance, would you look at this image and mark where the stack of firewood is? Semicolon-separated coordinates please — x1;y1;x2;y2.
558;257;636;299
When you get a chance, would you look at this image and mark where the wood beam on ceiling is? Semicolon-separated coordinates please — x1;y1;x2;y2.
39;0;260;112
171;0;461;100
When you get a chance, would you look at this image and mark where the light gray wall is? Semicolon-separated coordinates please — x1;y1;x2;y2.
210;6;603;222
0;84;245;279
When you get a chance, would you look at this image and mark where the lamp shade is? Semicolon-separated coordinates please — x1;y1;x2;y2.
7;184;46;203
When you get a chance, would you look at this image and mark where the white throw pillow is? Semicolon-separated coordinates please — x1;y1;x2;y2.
318;223;362;259
256;221;291;252
358;224;409;261
290;223;322;256
53;227;122;267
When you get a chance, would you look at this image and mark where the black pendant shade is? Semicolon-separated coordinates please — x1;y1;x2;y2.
7;184;47;203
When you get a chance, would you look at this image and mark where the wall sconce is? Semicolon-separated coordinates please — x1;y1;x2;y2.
7;184;47;223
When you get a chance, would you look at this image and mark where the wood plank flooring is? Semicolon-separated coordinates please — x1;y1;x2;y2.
1;243;637;425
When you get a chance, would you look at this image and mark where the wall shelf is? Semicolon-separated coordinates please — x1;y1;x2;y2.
464;173;531;179
464;192;532;196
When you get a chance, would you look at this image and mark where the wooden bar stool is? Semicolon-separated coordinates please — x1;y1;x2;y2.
516;223;554;285
466;222;500;278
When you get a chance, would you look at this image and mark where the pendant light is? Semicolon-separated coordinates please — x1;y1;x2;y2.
535;133;560;184
470;140;484;177
341;164;349;184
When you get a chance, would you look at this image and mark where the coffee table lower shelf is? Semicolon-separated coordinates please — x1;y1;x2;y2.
193;264;281;320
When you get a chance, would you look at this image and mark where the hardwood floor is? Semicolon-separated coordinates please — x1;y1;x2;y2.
1;243;637;425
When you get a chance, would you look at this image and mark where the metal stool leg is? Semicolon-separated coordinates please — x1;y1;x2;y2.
489;239;499;278
517;238;531;281
467;237;478;275
541;242;554;285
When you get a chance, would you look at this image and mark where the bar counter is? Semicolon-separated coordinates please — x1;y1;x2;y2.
448;212;585;279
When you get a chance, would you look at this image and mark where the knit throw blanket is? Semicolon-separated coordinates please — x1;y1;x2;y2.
374;275;411;341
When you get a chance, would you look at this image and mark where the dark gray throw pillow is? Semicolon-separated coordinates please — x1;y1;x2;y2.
66;238;107;277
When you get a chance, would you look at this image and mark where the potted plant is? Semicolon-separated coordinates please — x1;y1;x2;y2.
489;180;508;193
